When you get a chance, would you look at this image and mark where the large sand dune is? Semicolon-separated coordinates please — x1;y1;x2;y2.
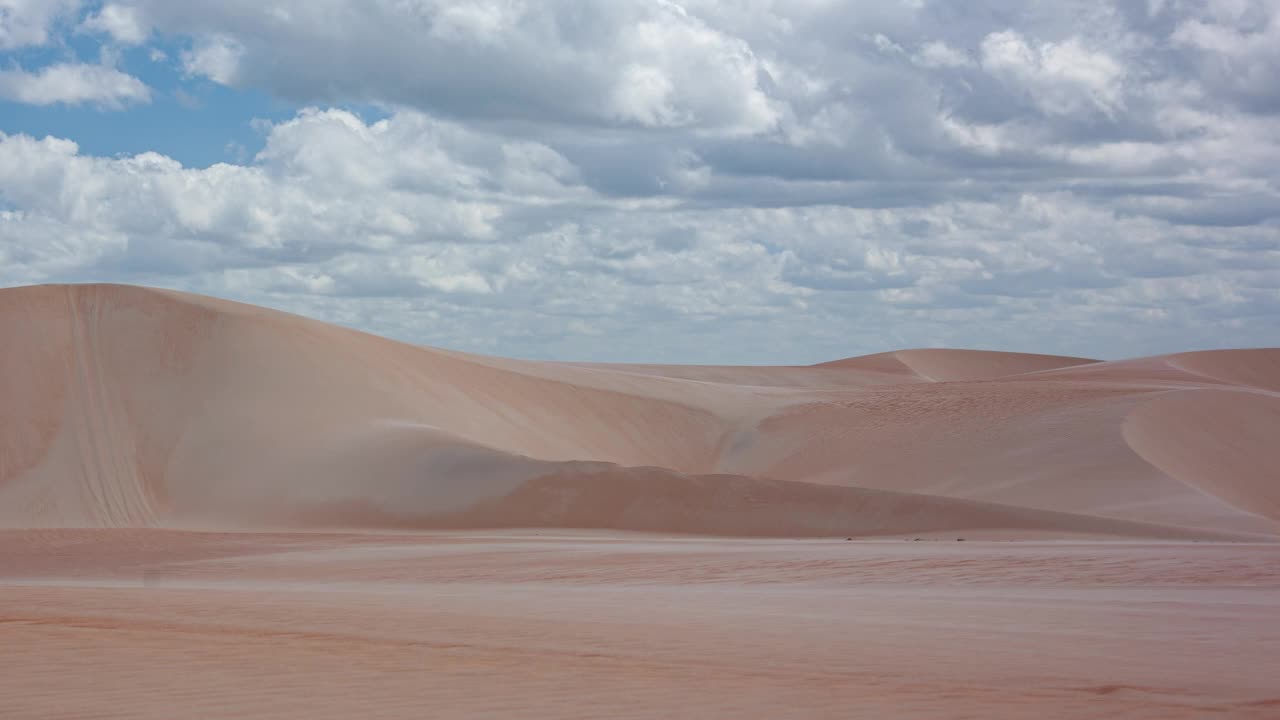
1;283;1277;539
5;283;1280;719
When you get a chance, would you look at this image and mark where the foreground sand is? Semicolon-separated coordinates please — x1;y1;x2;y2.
2;529;1278;719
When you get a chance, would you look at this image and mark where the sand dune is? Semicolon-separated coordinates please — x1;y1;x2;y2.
0;283;1277;539
815;348;1097;381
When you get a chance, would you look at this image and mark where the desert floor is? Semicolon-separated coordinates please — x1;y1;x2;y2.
3;529;1278;719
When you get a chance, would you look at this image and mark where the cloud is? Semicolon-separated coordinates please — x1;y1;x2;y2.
980;30;1127;118
913;40;971;68
80;2;148;44
0;108;578;278
181;34;242;84
0;0;80;49
0;62;150;107
115;0;781;134
1172;2;1280;113
2;105;1278;363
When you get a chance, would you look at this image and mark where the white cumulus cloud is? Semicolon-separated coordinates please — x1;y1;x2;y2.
980;30;1127;118
80;2;148;44
0;0;79;49
0;62;149;107
181;34;244;84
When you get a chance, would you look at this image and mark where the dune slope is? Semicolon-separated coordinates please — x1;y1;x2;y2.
0;283;1276;538
1124;389;1280;522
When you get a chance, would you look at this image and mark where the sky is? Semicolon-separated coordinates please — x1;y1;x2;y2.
0;0;1277;364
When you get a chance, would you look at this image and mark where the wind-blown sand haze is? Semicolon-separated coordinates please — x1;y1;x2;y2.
2;283;1278;718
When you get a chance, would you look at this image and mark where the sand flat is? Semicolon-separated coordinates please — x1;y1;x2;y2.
3;530;1279;719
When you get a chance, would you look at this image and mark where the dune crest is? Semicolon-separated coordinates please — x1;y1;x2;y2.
816;348;1097;382
1;283;1277;539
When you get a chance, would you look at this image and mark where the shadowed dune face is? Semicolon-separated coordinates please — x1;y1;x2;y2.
1124;389;1280;522
1168;350;1280;393
0;283;1277;539
890;348;1099;381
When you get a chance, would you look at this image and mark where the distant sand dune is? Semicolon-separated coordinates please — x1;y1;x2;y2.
1;283;1277;539
814;348;1097;382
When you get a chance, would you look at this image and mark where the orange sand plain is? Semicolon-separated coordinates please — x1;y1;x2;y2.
2;284;1278;718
